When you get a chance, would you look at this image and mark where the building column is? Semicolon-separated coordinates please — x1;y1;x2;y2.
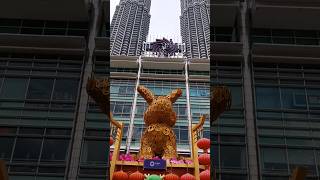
240;2;260;180
67;0;102;179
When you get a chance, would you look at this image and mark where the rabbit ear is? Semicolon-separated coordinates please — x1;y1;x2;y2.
137;85;154;105
167;88;182;103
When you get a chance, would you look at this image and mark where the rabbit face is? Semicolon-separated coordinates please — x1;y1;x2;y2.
137;86;182;126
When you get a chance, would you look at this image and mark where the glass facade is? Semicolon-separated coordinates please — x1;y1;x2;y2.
254;62;320;179
0;53;83;179
212;27;239;42
211;60;247;178
213;0;320;179
252;29;320;46
0;19;89;36
78;56;110;179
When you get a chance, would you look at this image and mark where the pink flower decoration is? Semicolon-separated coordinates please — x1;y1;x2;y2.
178;160;184;164
185;160;193;164
119;153;125;161
138;157;144;162
153;156;160;160
170;159;179;164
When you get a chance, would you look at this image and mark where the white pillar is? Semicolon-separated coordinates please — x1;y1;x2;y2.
125;55;142;154
184;59;193;156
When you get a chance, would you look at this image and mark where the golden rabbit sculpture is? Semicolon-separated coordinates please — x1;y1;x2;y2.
137;85;182;159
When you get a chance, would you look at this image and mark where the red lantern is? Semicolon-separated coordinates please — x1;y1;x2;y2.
129;171;144;180
197;138;210;151
113;170;128;180
181;173;195;180
199;170;210;180
110;136;114;145
164;173;179;180
198;153;210;165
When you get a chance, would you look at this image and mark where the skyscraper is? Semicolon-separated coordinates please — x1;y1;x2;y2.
110;0;151;56
212;0;320;179
180;0;210;59
0;0;110;179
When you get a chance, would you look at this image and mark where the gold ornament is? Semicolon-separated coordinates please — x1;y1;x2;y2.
137;85;182;159
211;86;232;125
86;77;109;114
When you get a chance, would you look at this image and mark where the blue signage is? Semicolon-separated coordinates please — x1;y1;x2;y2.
143;159;167;170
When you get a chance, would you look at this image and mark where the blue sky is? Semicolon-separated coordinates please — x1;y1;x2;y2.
110;0;182;43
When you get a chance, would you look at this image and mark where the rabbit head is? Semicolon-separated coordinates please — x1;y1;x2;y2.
137;85;182;127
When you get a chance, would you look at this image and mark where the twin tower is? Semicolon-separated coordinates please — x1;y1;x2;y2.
110;0;210;59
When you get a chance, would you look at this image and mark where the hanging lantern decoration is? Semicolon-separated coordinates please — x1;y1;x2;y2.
199;170;210;180
180;173;195;180
198;153;210;166
164;173;179;180
110;136;114;145
129;171;144;180
197;138;210;152
113;170;128;180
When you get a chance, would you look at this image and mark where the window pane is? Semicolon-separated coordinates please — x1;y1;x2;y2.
220;135;245;143
0;127;17;135
220;146;246;169
180;128;188;141
0;19;21;26
263;176;289;180
27;79;54;100
281;88;306;109
229;86;243;108
13;138;42;161
256;87;280;109
41;139;69;162
22;20;44;27
19;127;44;135
37;176;64;180
307;89;320;109
0;137;14;160
10;165;37;173
44;28;66;35
288;149;316;174
81;140;108;164
45;21;67;28
220;174;247;180
0;78;28;99
53;79;79;101
261;148;287;171
46;129;71;136
10;176;35;180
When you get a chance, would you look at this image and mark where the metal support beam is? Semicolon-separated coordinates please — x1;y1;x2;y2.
126;55;142;153
185;59;193;157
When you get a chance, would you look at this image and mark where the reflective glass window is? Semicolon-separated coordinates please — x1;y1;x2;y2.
13;138;42;161
27;79;54;100
220;146;246;169
0;137;14;160
81;140;108;164
41;139;69;162
256;87;280;109
261;148;287;171
0;78;28;99
53;79;79;101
